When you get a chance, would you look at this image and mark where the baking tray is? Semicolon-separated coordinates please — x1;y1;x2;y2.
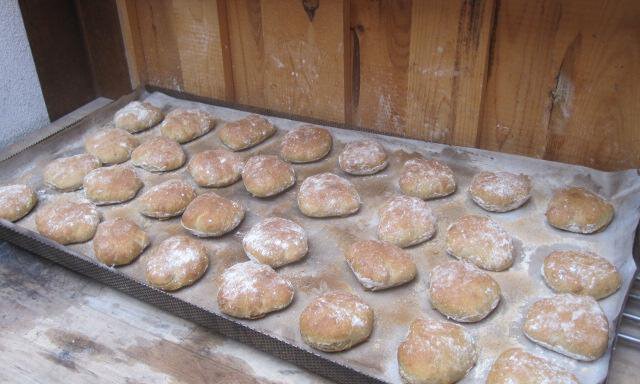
1;87;639;383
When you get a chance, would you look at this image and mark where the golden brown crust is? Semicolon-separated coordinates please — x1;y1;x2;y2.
35;198;100;245
242;217;308;268
0;184;37;222
469;171;532;212
345;239;416;290
377;195;436;248
83;166;143;205
486;348;579;384
84;128;139;164
159;108;215;143
242;155;295;197
93;218;149;266
114;101;163;133
338;139;388;175
280;125;332;163
181;192;244;237
131;136;186;172
145;235;209;291
218;114;276;151
297;173;360;217
138;179;197;219
43;153;101;191
399;158;456;200
546;187;614;234
187;149;244;187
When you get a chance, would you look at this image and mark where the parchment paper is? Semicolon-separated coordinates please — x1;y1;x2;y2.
2;91;639;383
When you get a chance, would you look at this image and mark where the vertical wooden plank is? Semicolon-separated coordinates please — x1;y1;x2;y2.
116;0;144;88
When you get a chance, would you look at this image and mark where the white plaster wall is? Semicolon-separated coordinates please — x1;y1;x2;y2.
0;0;50;149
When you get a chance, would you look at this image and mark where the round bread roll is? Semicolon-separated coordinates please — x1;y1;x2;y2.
469;171;532;212
242;217;308;268
218;114;276;151
446;215;514;271
377;195;436;248
138;179;197;219
217;261;294;319
486;348;579;384
83;166;142;205
280;125;332;163
43;153;101;191
397;317;477;384
399;157;456;200
131;136;186;172
84;128;139;164
35;198;100;244
159;108;215;143
429;260;501;322
338;139;388;175
114;101;163;133
242;155;295;197
523;294;609;361
93;218;149;266
297;173;360;217
145;235;209;291
345;239;416;291
181;192;244;237
546;186;614;234
299;291;373;352
542;250;621;300
0;184;37;222
187;149;244;187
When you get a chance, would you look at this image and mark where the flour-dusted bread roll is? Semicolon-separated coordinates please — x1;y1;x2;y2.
542;250;621;300
523;294;609;361
114;101;163;133
397;317;477;384
218;114;276;151
546;186;614;234
159;108;215;143
280;125;332;163
345;239;416;291
43;153;101;191
181;192;244;237
131;136;186;172
243;217;308;268
242;155;295;197
469;171;532;212
299;291;373;352
377;195;436;248
429;260;501;322
84;128;139;164
338;139;388;175
35;198;100;244
297;173;360;217
486;348;579;384
0;184;37;222
145;235;208;291
446;215;514;271
93;218;149;266
83;166;143;205
138;179;197;219
217;261;294;319
399;158;456;200
187;149;244;188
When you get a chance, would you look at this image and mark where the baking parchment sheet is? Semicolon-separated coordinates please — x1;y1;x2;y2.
2;91;639;384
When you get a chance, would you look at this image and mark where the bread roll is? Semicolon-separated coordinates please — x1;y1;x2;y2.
242;217;308;268
0;184;37;222
159;108;215;143
338;139;388;175
114;101;163;133
345;239;416;290
83;166;143;205
242;155;295;197
486;348;579;384
429;260;501;322
84;128;139;164
377;195;436;248
43;153;101;191
35;198;100;244
280;125;332;163
446;215;514;271
523;294;609;361
145;235;209;291
546;187;614;234
297;173;360;217
187;149;244;188
218;114;276;151
93;218;149;266
399;158;456;200
181;192;244;237
299;291;373;352
469;171;532;212
131;136;186;172
542;250;621;300
397;317;477;384
217;261;294;319
138;179;197;219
